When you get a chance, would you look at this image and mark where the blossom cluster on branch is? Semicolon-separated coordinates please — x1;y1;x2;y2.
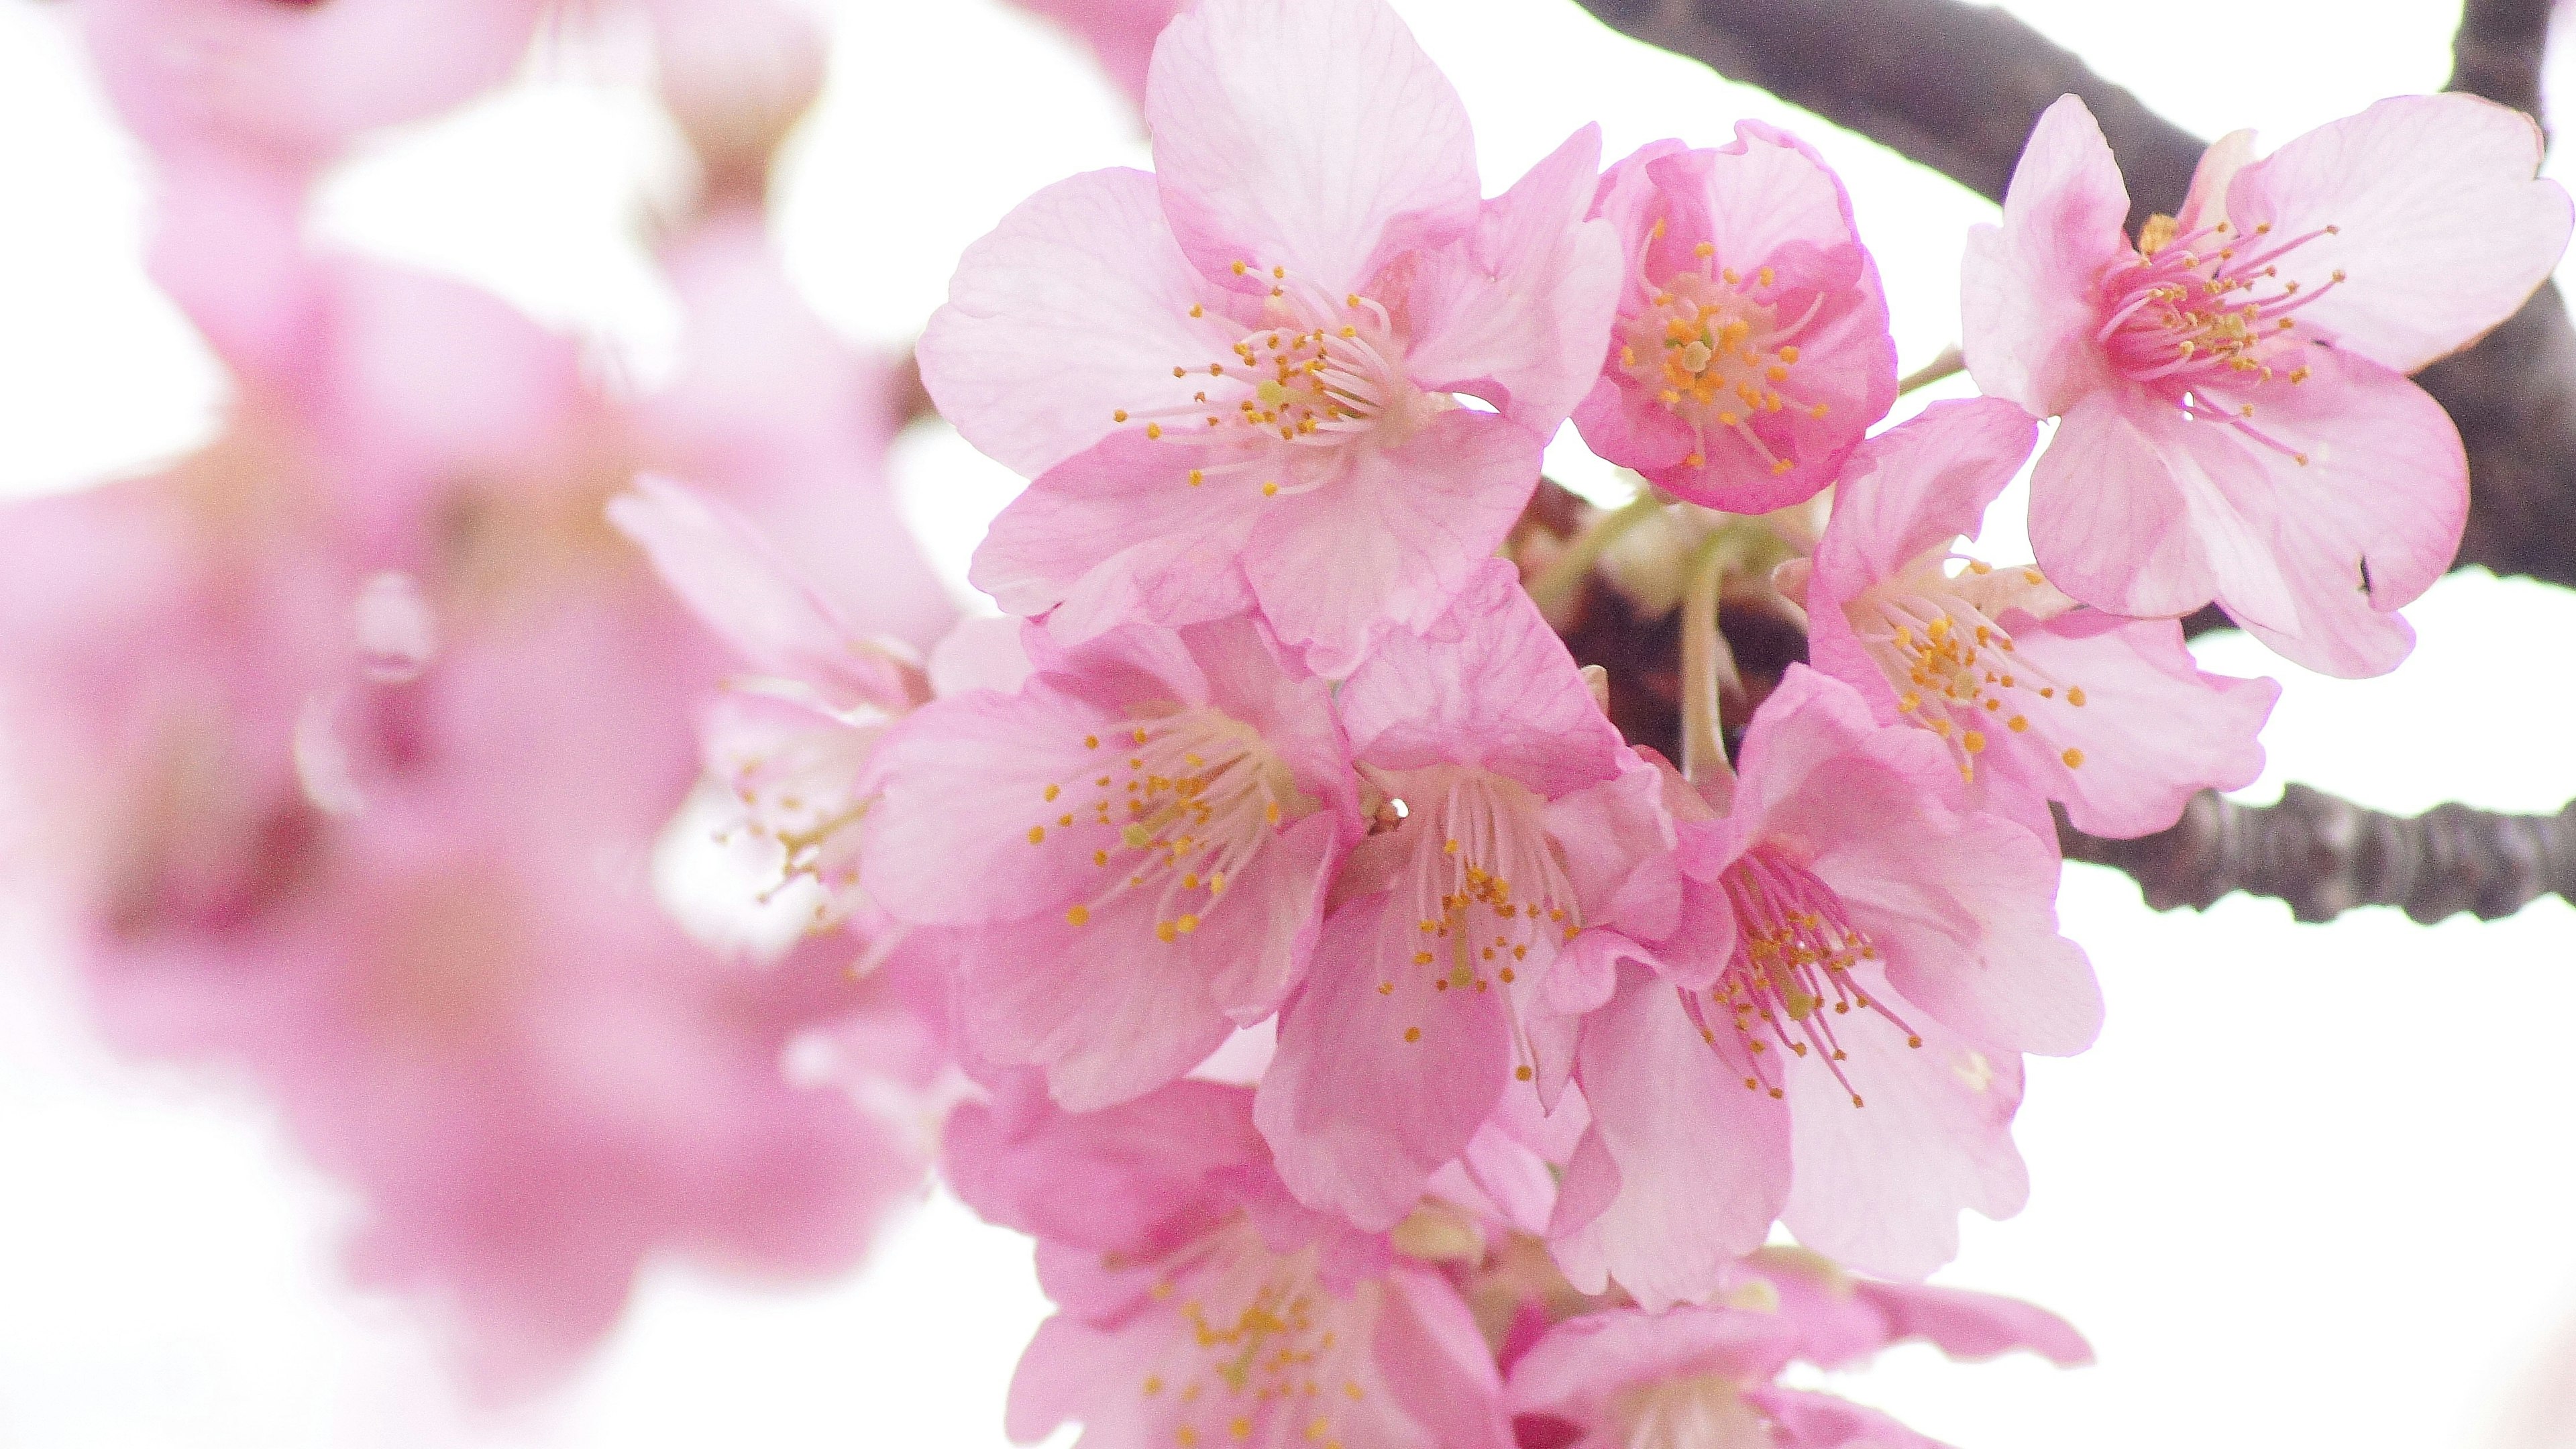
4;0;2570;1440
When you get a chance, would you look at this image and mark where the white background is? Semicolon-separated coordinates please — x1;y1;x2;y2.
4;0;2576;1444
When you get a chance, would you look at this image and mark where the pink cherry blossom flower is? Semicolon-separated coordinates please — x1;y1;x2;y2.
1507;1247;2088;1449
861;615;1360;1110
1005;0;1193;111
920;0;1621;675
1549;666;2100;1299
1572;127;1896;513
1256;561;1676;1231
1963;93;2572;678
1789;397;2279;839
0;252;953;1394
947;1074;1515;1449
611;474;938;927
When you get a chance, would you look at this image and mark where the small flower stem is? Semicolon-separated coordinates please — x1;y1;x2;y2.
1526;488;1664;621
1896;344;1965;396
1680;533;1741;810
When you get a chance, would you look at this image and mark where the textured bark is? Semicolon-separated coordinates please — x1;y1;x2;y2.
2057;788;2576;925
1564;0;2576;596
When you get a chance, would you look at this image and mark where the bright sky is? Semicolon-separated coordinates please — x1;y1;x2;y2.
4;0;2576;1446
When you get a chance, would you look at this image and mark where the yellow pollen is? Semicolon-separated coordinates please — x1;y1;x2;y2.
1028;826;1046;843
1145;423;1163;439
1963;731;1986;753
1403;1027;1421;1042
2062;748;2086;768
1112;410;1129;423
2066;686;2087;706
1694;241;1715;258
1067;905;1090;926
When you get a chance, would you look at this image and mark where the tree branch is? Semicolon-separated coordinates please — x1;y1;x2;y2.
2057;788;2576;924
1565;0;2576;596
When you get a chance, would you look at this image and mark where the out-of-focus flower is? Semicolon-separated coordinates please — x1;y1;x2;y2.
922;0;1619;676
1507;1247;2089;1449
863;616;1358;1110
948;1074;1515;1449
1005;0;1193;111
1573;127;1896;513
0;246;951;1392
1787;397;2277;839
1963;93;2571;677
1550;667;2098;1299
1256;561;1674;1232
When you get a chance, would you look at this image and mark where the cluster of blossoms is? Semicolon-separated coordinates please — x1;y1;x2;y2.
612;0;2568;1438
7;0;2568;1436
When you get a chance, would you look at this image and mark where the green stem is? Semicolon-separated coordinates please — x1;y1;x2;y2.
1896;343;1965;396
1679;533;1741;806
1526;489;1664;619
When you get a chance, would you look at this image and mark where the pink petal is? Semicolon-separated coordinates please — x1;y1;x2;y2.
1813;398;2038;588
969;427;1265;635
1961;95;2132;418
1146;0;1480;295
1542;760;1681;941
943;1078;1264;1254
1507;1307;1797;1421
1335;559;1625;794
1256;890;1510;1230
2026;387;2238;622
2226;94;2573;372
860;684;1134;926
926;616;1036;698
608;476;912;714
920;167;1237;476
1551;969;1790;1309
1404;125;1625;435
1746;1387;1944;1449
1377;1265;1519;1449
1851;1279;2094;1366
1987;610;2277;839
1242;411;1545;678
1780;998;2029;1279
1823;807;2102;1059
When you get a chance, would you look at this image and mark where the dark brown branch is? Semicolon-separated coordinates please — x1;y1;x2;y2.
1565;0;2576;597
2057;788;2576;924
2451;0;2555;127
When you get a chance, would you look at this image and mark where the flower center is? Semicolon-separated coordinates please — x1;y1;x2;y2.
1849;560;2092;783
1688;845;1921;1107
718;720;881;914
1391;769;1578;998
1619;227;1830;476
1138;1222;1381;1449
1615;1374;1777;1449
1049;706;1306;942
2098;215;2343;462
1111;265;1424;499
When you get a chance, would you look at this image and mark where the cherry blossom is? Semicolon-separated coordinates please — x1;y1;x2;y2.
1964;93;2571;676
1788;397;2278;838
1551;667;2099;1299
863;616;1360;1110
921;0;1620;675
1256;561;1675;1231
948;1074;1514;1449
1574;126;1897;513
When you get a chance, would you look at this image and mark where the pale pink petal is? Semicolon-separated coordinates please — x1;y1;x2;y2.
926;616;1036;698
1552;969;1789;1309
1506;1307;1796;1421
920;167;1238;476
1962;95;2131;417
1403;125;1624;434
1780;998;2029;1280
1814;398;2037;586
944;1077;1263;1254
1005;0;1189;110
2026;387;2240;622
1543;759;1680;941
2226;94;2572;372
1988;610;2277;838
1146;0;1480;294
1851;1280;2094;1366
1256;890;1510;1230
1746;1387;1944;1449
1242;411;1545;677
609;476;914;714
860;684;1132;925
1378;1265;1519;1449
1819;808;2102;1059
969;428;1264;634
1335;559;1625;794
